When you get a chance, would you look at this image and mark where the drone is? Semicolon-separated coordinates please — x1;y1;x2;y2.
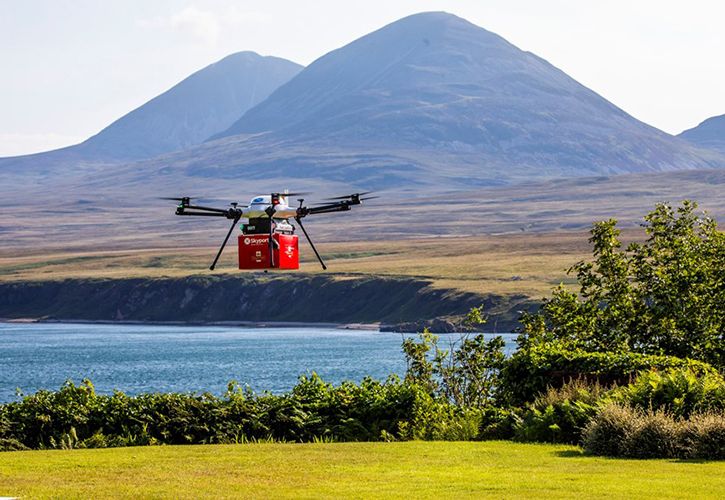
164;191;373;271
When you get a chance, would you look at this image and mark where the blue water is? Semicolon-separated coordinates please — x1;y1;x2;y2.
0;322;517;403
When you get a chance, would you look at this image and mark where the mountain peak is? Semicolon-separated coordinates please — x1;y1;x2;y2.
74;52;302;160
678;114;725;153
377;11;486;32
212;11;529;140
208;11;719;181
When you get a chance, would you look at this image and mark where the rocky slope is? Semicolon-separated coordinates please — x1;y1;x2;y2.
0;275;535;332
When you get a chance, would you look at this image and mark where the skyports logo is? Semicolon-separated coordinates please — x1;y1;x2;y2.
243;237;268;245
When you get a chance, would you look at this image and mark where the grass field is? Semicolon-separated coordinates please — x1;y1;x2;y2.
1;441;723;498
0;231;600;296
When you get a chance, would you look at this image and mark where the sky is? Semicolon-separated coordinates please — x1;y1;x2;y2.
1;0;723;156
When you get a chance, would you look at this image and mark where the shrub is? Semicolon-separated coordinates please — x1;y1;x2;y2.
478;407;518;440
622;410;682;459
583;403;725;460
682;412;725;460
0;375;491;451
0;437;29;451
402;308;506;409
398;389;482;441
513;379;607;444
518;201;725;368
582;403;641;457
500;343;717;405
610;368;725;418
1;379;99;449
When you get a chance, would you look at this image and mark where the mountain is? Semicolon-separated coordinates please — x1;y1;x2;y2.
2;12;723;204
0;51;302;168
2;12;725;253
679;114;725;153
204;11;721;185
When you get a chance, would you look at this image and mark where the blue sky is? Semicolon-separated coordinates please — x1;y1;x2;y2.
1;0;723;156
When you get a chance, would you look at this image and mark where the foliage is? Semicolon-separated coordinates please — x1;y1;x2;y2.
519;201;725;368
478;406;518;440
402;306;506;408
510;367;725;446
682;412;725;460
499;342;717;405
583;403;725;460
513;379;607;444
624;408;683;459
0;375;489;451
580;403;635;457
610;368;725;418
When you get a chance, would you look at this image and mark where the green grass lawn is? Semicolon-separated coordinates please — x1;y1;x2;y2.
1;441;723;499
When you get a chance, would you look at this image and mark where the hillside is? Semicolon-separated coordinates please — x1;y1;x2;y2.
1;12;724;253
0;52;302;171
4;12;722;200
679;113;725;153
0;275;532;331
198;11;721;188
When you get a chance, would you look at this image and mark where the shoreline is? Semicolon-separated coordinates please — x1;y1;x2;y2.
0;317;383;331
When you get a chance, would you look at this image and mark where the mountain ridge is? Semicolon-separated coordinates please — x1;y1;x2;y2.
679;114;725;153
1;12;723;200
198;11;720;186
0;51;302;170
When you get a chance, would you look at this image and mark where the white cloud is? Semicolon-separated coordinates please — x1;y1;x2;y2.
137;6;221;46
170;6;220;46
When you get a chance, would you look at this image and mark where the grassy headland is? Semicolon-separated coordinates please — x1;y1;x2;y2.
0;231;596;297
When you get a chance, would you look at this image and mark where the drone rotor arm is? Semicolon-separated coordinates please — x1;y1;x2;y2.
176;210;229;217
301;202;353;216
186;204;229;214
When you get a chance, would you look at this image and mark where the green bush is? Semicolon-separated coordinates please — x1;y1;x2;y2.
478;406;518;440
682;412;725;460
583;403;725;460
500;343;717;405
518;201;725;368
610;368;725;418
622;409;682;459
513;379;607;444
0;437;29;451
0;375;492;451
402;314;506;409
581;403;636;457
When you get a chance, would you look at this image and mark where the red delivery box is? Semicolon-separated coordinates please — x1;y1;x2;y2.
238;233;299;269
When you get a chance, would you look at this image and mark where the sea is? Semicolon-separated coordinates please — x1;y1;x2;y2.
0;322;518;403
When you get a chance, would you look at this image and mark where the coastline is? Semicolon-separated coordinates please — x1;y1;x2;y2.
0;317;383;331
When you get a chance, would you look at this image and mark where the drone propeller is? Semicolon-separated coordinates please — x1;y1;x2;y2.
309;196;378;207
322;191;373;201
160;196;193;204
272;191;310;198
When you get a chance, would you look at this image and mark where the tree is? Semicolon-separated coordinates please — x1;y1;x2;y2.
402;306;506;407
519;201;724;367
